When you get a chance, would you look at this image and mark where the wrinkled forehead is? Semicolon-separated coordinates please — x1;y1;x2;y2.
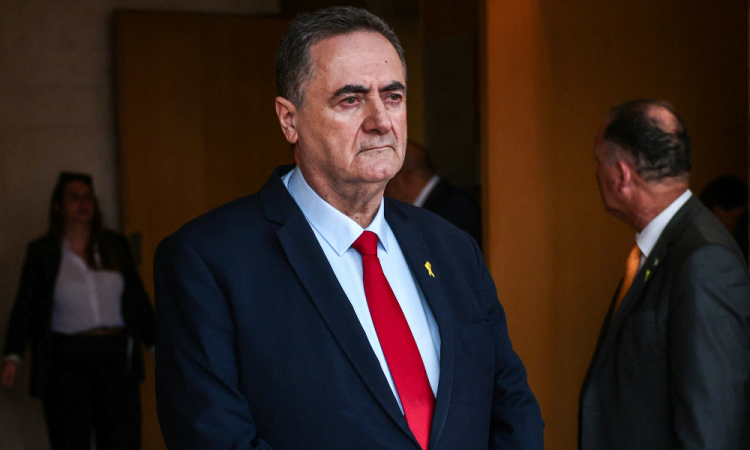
309;31;404;80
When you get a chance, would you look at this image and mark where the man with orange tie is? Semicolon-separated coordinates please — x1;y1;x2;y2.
153;6;543;450
580;99;750;450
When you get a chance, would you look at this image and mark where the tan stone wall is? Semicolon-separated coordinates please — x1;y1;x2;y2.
0;2;279;449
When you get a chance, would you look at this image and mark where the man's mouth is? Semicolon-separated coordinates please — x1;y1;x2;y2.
360;144;393;152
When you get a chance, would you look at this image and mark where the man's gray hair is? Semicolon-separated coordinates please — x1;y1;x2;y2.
275;6;406;107
603;99;691;182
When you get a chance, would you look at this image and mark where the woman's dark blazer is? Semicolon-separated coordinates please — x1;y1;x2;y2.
2;230;156;398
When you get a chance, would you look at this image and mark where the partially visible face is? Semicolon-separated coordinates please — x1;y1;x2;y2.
292;31;407;192
384;141;421;202
593;127;622;216
58;181;95;225
383;169;409;202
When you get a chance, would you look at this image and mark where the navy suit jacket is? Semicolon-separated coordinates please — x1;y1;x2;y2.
154;166;544;450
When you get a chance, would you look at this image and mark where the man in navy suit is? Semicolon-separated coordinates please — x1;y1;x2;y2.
154;7;543;450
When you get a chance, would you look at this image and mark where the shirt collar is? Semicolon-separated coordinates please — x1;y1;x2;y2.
636;189;692;259
283;166;390;256
413;175;440;207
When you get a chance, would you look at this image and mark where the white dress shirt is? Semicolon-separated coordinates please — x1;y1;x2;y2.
51;240;125;334
413;175;440;207
635;189;693;270
282;167;441;410
4;241;128;366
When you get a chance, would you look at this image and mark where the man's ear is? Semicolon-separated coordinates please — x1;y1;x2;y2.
275;97;298;144
616;159;633;192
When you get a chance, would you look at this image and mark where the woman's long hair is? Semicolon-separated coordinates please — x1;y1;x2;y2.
48;172;111;270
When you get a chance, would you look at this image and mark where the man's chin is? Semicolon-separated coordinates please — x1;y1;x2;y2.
353;159;400;181
365;168;400;186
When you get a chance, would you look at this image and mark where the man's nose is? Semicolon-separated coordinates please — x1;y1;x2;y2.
362;98;392;134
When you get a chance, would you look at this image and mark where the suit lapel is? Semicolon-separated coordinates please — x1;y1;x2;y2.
260;167;412;438
385;201;456;449
589;197;698;375
40;238;63;329
590;248;663;374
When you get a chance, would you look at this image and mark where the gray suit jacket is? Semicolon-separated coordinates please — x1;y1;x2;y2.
579;196;750;450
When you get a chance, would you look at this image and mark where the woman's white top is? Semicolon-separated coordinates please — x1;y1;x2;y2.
50;240;125;334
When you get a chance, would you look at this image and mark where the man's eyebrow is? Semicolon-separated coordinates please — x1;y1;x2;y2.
332;82;406;99
333;84;370;98
380;81;405;93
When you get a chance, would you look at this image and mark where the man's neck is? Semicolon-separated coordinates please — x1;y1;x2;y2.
630;181;689;232
299;169;385;229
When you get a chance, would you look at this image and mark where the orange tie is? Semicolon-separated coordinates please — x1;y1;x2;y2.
614;242;642;313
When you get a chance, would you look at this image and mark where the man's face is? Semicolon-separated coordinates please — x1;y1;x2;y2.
291;31;407;192
384;142;422;202
593;129;623;216
383;168;410;202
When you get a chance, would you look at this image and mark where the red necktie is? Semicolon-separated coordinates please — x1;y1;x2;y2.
351;231;435;450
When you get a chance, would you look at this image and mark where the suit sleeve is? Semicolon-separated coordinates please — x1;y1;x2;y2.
469;238;545;449
669;244;750;450
154;234;275;450
3;244;41;358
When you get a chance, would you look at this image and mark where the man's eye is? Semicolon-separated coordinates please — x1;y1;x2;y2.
343;97;357;105
387;94;402;102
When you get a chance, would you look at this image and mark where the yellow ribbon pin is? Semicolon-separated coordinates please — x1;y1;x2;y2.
644;269;651;282
425;262;435;277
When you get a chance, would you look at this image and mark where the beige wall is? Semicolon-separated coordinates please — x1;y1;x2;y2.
484;1;748;449
0;2;280;449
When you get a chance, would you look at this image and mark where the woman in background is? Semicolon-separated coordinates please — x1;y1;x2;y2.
1;172;156;450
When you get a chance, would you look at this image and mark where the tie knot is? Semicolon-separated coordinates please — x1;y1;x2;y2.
352;231;378;256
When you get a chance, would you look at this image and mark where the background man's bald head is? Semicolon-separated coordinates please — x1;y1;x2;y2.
645;104;680;134
602;99;691;182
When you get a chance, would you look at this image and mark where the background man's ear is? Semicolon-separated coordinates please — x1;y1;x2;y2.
275;97;298;144
616;159;633;192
